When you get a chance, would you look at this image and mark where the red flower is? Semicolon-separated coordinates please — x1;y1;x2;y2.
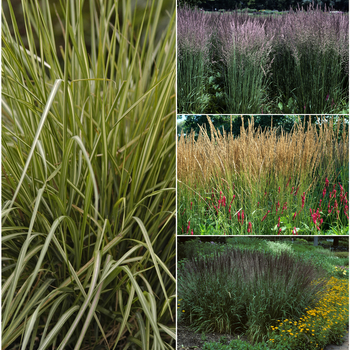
302;192;306;209
247;222;252;233
261;210;270;222
281;202;287;215
190;202;193;210
276;201;280;214
325;178;329;187
310;209;323;230
186;221;190;234
286;177;291;188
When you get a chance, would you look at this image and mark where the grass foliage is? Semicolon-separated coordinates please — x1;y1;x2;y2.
2;0;175;348
177;6;349;114
178;238;349;349
177;116;349;234
178;248;329;343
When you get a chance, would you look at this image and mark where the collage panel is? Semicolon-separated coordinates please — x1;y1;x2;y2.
177;115;349;235
177;4;349;115
1;0;350;349
176;1;349;350
2;1;175;349
177;236;349;350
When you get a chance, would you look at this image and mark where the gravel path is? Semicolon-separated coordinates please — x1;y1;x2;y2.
324;332;349;350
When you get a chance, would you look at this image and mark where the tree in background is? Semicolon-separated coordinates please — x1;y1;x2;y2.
178;115;349;140
179;115;299;138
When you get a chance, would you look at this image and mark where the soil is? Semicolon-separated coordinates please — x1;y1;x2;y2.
177;323;251;349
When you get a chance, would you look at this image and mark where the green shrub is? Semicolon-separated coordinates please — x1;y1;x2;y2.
226;237;265;248
291;244;317;253
339;239;349;247
265;241;294;255
334;251;349;259
178;239;227;260
321;240;334;247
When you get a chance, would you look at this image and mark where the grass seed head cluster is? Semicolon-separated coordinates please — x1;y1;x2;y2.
177;6;349;113
177;116;349;234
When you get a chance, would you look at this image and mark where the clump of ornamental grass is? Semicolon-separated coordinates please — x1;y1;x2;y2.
2;0;175;349
178;249;329;343
217;14;275;113
176;7;348;114
177;116;349;234
177;7;212;113
270;5;349;113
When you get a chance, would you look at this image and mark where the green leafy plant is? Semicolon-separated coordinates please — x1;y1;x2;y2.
2;0;175;348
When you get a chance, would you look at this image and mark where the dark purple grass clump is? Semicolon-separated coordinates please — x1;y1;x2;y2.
178;248;329;341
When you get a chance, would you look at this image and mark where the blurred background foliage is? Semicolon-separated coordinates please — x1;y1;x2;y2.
177;115;349;139
177;0;348;12
2;0;173;64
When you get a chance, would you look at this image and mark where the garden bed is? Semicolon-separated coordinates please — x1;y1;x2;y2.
177;238;349;350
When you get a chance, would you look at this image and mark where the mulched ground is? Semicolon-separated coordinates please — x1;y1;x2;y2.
177;323;251;350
